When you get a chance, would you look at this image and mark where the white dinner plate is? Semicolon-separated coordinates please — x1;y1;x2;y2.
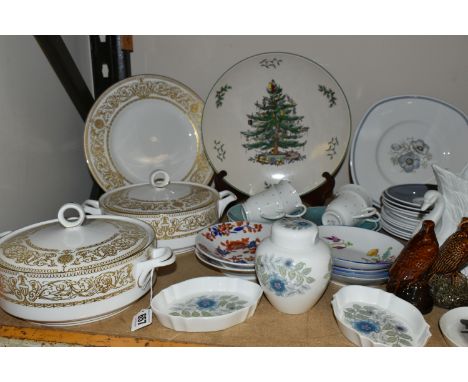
439;307;468;347
84;74;213;191
202;52;351;196
350;95;468;206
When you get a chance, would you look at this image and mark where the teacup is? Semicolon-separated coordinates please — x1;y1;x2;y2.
322;184;381;226
241;180;307;223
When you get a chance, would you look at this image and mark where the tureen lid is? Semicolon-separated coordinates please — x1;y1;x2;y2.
99;170;218;215
271;218;320;249
0;203;154;274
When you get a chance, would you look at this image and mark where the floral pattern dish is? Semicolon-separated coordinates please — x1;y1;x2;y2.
332;285;431;346
151;276;263;332
318;225;404;271
195;221;272;266
350;95;468;207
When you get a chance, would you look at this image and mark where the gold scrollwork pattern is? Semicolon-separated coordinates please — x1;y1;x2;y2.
0;221;148;273
0;263;135;307
85;76;213;191
103;186;216;215
149;207;217;240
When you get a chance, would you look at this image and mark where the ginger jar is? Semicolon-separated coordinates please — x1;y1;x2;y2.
255;218;331;314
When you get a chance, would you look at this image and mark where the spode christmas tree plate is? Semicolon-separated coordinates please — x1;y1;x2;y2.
202;52;351;195
84;74;213;191
350;95;468;207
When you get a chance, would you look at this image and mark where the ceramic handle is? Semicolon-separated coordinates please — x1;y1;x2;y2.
217;190;237;218
58;203;86;228
285;204;307;218
82;199;103;215
150;169;170;188
353;207;381;223
135;246;174;288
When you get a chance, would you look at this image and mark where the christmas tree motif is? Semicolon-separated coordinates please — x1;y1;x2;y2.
241;80;309;166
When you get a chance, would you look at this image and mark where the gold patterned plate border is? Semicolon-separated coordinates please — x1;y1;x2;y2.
84;74;213;191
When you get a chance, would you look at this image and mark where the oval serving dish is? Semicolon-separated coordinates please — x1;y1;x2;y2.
151;276;263;332
331;285;431;347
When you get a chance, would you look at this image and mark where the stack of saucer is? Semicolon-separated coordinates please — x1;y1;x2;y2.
194;221;272;281
380;184;437;240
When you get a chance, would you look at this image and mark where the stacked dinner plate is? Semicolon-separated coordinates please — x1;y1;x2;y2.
194;221;273;282
380;184;437;240
319;226;404;286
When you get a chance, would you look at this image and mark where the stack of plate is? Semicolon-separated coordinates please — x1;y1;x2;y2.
380;184;437;240
319;225;404;286
194;221;272;281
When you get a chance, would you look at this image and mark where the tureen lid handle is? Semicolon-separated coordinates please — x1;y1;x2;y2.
150;169;170;188
58;203;86;228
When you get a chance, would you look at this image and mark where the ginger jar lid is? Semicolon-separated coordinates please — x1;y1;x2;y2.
271;218;320;249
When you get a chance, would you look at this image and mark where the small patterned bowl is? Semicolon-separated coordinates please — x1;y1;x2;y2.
331;285;431;347
151;276;263;332
195;221;272;266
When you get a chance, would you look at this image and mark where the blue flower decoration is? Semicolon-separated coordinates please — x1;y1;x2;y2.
411;139;429;155
196;298;217;310
352;319;380;334
284;259;294;268
395;324;408;333
398;152;420;173
269;275;287;295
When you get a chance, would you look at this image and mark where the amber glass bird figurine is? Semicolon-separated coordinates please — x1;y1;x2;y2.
428;217;468;308
427;217;468;279
387;220;439;313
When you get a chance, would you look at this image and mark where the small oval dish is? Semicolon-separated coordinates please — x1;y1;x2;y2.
151;276;262;332
331;285;431;346
439;307;468;347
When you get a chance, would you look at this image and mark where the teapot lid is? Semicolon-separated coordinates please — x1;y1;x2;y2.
271;218;319;249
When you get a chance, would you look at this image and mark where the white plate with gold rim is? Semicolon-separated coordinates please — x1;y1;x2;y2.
202;52;351;196
84;74;213;191
350;95;468;207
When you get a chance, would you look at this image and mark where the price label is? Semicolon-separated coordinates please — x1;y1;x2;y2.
131;308;152;331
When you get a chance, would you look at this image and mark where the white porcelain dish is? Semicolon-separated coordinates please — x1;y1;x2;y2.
195;221;272;267
194;249;255;273
332;265;389;278
151;276;262;332
84;74;213;191
0;204;175;326
318;225;404;269
331;273;388;286
350;95;468;206
83;170;236;254
332;285;431;346
384;184;437;209
439;307;468;347
202;52;351;196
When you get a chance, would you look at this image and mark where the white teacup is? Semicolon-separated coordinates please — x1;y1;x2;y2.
322;184;381;226
241;180;307;223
